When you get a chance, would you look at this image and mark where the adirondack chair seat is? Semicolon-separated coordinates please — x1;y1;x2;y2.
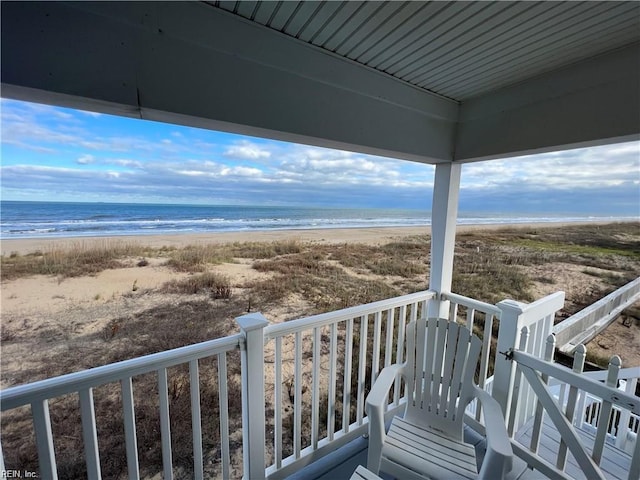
366;318;513;480
382;416;478;479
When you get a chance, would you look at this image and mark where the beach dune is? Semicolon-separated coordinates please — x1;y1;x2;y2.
0;221;612;256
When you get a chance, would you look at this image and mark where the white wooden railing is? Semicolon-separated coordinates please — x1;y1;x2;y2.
4;288;635;480
493;292;566;435
553;352;640;455
554;277;640;354
0;333;244;479
261;290;434;479
510;333;640;480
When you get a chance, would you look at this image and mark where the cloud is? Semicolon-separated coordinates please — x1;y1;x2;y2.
224;140;272;160
76;154;95;165
1;99;639;212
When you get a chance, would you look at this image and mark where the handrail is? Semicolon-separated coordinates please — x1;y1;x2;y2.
580;366;640;382
264;290;435;339
510;350;640;415
441;291;502;317
1;334;243;410
554;276;640;353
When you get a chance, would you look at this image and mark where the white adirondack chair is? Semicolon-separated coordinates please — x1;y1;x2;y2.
366;317;513;480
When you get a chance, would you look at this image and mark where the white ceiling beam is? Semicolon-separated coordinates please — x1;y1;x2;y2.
0;1;457;164
454;43;640;162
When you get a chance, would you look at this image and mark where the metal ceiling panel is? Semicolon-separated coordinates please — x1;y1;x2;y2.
295;2;344;42
207;1;640;101
408;1;571;87
308;2;364;47
340;1;426;60
430;2;640;98
280;1;323;38
251;1;280;25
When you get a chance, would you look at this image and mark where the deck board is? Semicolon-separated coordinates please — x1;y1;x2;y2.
286;418;632;480
514;415;632;480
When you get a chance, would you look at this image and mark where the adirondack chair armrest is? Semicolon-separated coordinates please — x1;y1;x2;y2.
473;386;513;479
365;363;405;473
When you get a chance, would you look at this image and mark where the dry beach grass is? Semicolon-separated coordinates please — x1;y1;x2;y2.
1;222;639;478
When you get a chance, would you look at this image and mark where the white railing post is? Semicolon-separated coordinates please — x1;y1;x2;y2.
493;292;565;435
236;312;269;480
493;300;526;431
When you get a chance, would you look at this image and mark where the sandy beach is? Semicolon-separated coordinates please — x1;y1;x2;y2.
0;221;614;256
2;221;637;380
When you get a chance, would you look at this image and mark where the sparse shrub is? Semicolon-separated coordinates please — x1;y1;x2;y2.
165;245;232;272
161;272;232;298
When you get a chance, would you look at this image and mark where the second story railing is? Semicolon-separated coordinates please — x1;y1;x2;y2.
0;334;244;480
4;288;611;480
553;351;640;456
261;290;434;479
510;333;640;480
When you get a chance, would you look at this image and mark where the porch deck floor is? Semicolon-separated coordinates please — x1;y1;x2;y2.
514;415;632;480
287;419;631;480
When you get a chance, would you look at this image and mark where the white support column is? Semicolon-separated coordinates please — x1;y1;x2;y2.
428;162;462;319
236;312;269;480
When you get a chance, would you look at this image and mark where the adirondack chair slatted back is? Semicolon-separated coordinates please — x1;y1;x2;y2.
404;317;482;441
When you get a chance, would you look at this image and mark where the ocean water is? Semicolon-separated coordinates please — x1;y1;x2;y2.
0;201;634;239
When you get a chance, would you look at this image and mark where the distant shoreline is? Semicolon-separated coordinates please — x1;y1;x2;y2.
1;220;633;256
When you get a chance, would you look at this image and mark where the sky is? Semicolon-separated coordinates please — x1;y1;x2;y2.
1;98;639;215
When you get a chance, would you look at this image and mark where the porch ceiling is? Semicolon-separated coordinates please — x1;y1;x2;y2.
1;1;639;164
208;1;640;102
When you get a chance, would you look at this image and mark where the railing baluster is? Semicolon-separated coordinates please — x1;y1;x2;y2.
466;307;475;331
371;312;382;383
328;323;337;440
343;317;354;433
530;334;555;454
630;421;640;480
592;355;621;464
508;326;530;436
311;327;321;447
0;440;5;473
616;376;636;450
275;336;283;468
31;399;58;480
189;360;204;480
394;305;407;405
294;331;302;458
557;344;586;470
217;353;230;480
157;368;173;480
79;388;101;480
475;312;494;422
121;377;140;480
384;308;395;368
356;315;368;425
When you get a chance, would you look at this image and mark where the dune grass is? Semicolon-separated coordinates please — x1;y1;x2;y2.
0;240;147;280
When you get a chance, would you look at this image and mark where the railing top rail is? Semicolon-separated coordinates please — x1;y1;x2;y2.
498;291;565;324
511;350;640;415
1;333;243;411
441;292;502;317
580;366;640;382
264;290;435;339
